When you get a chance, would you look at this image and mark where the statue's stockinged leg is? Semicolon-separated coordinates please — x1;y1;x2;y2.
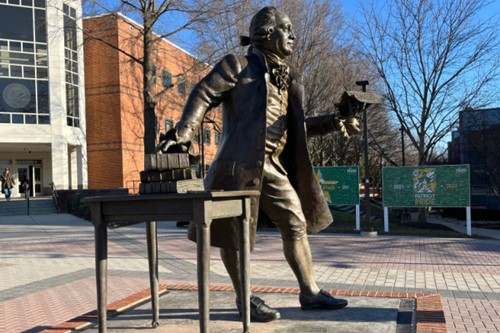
282;235;319;297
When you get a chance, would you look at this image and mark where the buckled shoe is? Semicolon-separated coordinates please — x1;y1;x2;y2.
299;289;348;310
236;295;280;322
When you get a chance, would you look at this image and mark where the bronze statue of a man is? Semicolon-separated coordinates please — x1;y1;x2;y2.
159;6;360;322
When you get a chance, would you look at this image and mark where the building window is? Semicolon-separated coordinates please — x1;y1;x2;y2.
162;70;171;88
64;3;79;127
203;128;211;145
0;2;49;125
164;118;173;131
177;75;186;96
215;131;221;145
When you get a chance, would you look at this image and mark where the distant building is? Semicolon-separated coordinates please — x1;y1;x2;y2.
83;13;220;191
0;0;87;198
448;107;500;210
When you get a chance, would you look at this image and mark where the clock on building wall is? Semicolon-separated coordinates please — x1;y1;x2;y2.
2;83;32;109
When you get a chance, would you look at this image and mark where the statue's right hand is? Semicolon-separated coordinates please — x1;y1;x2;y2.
156;128;178;153
156;128;191;153
156;139;178;153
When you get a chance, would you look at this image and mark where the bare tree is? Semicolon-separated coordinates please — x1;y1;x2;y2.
82;0;242;154
191;0;402;184
358;0;499;166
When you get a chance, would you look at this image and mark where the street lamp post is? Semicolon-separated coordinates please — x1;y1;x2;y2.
356;80;371;230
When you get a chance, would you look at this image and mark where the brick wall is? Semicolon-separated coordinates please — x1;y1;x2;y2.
84;14;221;192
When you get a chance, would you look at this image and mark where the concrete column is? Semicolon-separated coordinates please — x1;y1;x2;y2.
51;138;69;189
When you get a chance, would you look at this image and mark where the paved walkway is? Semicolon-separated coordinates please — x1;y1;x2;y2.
0;213;499;332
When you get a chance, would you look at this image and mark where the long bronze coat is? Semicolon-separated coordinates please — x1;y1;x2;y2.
176;50;337;250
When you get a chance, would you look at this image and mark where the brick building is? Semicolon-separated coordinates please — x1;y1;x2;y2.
83;13;220;191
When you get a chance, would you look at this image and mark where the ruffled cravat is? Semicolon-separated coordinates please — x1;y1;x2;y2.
263;51;290;95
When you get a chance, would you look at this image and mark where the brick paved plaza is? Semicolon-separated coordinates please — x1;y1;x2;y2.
0;214;499;332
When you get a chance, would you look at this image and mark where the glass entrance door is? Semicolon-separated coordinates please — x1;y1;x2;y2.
17;166;42;197
31;166;42;196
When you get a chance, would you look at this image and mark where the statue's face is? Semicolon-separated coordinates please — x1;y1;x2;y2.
261;11;295;58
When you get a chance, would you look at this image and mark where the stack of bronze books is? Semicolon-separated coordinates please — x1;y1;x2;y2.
139;153;205;194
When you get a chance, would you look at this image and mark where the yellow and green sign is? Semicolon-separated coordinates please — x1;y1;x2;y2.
382;165;470;207
313;166;360;205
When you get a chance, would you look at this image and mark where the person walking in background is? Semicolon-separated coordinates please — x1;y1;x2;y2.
1;168;15;201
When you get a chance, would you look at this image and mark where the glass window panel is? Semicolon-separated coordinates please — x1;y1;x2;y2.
11;65;22;77
67;117;72;126
24;66;35;78
23;42;34;52
34;168;41;180
0;6;33;40
64;16;77;50
70;7;76;18
35;9;47;43
63;4;69;15
36;67;47;78
25;115;36;124
12;114;23;123
178;80;186;96
22;0;32;6
34;0;45;8
9;0;20;5
66;84;78;117
0;65;7;76
71;61;78;73
0;40;7;49
37;80;48;113
10;42;21;51
72;73;78;84
37;56;47;66
0;113;10;123
36;52;47;66
38;115;49;124
204;129;211;144
9;52;34;65
73;118;79;127
162;70;172;87
0;0;6;4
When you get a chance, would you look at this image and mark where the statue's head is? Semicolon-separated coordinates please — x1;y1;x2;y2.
241;6;295;59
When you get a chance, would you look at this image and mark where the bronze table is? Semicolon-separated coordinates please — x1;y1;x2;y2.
83;190;259;333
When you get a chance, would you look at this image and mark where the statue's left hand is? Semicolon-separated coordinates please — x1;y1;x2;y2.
334;117;360;139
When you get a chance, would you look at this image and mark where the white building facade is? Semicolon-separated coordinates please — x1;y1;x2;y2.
0;0;87;198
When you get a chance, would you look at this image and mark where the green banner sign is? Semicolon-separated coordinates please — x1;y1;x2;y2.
314;166;360;205
382;165;470;207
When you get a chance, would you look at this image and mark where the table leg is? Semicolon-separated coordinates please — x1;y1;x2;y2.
146;221;160;327
239;197;251;333
195;200;212;333
93;203;108;333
